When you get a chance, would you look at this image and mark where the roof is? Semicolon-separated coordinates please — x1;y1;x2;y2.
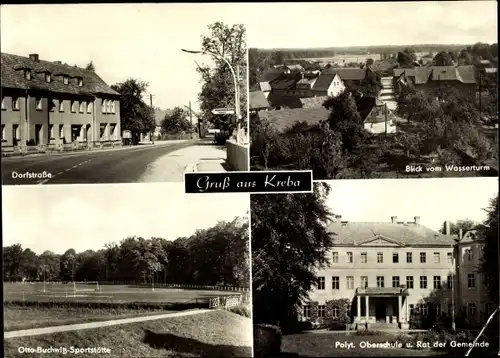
257;68;286;83
321;67;366;80
1;52;119;96
312;73;340;91
393;66;476;85
259;82;272;92
266;92;303;109
300;96;329;108
297;77;317;86
257;107;330;132
286;64;305;71
269;73;302;90
249;90;270;110
327;221;456;247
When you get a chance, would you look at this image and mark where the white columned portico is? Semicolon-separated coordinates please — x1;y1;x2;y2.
365;295;369;326
398;295;402;323
357;295;361;322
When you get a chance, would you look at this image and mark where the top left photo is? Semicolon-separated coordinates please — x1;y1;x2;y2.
1;3;249;186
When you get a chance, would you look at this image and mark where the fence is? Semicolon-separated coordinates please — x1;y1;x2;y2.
208;294;247;310
226;139;249;171
1;140;123;157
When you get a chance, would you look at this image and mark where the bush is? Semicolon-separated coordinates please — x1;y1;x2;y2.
253;324;282;358
227;304;251;318
214;131;231;145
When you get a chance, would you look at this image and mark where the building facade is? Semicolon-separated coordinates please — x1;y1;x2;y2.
1;52;121;148
299;216;490;330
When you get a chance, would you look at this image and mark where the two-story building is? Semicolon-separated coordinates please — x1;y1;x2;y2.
1;52;121;148
301;216;458;330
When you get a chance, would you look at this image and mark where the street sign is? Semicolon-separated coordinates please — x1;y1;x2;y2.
211;108;235;115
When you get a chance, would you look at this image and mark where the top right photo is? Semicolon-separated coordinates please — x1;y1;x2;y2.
248;1;498;180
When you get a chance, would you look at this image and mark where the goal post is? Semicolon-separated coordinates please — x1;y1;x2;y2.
72;281;101;294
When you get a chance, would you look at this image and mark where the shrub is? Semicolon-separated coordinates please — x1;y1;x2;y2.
227;304;251;318
214;131;231;145
253;324;282;358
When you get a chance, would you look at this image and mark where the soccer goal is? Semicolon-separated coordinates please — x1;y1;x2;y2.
66;281;101;296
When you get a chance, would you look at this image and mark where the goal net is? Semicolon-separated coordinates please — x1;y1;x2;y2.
72;281;101;294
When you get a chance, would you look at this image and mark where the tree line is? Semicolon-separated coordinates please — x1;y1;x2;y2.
3;218;250;288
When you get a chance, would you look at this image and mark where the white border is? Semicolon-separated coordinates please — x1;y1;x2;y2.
184;170;313;194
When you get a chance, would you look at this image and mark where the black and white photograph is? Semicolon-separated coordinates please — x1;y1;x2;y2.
1;4;249;185
249;1;498;179
3;183;252;357
251;178;499;357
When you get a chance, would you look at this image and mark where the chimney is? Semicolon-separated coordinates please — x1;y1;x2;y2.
444;221;451;236
459;228;463;240
29;54;39;62
414;216;420;224
54;61;62;64
391;216;398;223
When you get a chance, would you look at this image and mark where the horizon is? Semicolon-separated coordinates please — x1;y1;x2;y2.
251;43;491;51
2;183;249;255
325;178;498;232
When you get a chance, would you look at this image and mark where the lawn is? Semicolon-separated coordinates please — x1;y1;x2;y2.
4;306;174;331
280;332;447;357
4;310;253;358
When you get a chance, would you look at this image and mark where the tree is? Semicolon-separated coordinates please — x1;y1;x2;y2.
251;183;334;328
60;249;77;282
161;107;193;135
111;79;155;145
397;48;416;68
197;22;246;133
439;219;478;236
458;49;473;65
3;244;24;281
480;195;499;304
85;61;95;72
433;51;454;66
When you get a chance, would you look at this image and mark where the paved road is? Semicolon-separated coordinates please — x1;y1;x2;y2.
4;309;211;339
2;140;197;185
379;76;397;111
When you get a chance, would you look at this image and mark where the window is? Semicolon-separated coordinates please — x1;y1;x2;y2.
59;125;64;139
468;303;476;317
87;102;92;114
36;98;42;110
346;252;353;263
435;303;441;316
25;70;31;80
49;124;54;139
467;273;475;288
49;99;56;112
78;77;83;86
466;249;473;261
409;304;415;315
303;305;311;318
447;275;453;289
447;252;453;263
332;306;340;317
71;101;77;113
317;277;325;290
434;252;440;263
332;276;339;290
110;100;115;113
421;304;428;316
377;252;383;263
377;276;384;288
106;99;111;113
433;276;441;289
102;99;107;113
407;252;413;263
79;101;85;113
420;276;427;289
13;124;20;141
332;252;339;263
59;100;64;112
393;253;399;263
318;305;326;318
63;76;69;85
12;97;20;110
361;276;368;288
1;96;5;110
420;252;426;263
392;276;400;288
45;73;51;83
361;252;367;263
346;276;354;289
109;124;116;140
406;276;414;289
1;124;5;141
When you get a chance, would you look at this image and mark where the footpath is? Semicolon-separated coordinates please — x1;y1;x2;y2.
4;309;211;339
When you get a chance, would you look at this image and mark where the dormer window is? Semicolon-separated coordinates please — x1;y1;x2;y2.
45;73;51;83
77;77;83;87
25;70;31;80
63;76;69;85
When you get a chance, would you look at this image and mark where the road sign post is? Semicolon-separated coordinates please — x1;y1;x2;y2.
211;108;235;115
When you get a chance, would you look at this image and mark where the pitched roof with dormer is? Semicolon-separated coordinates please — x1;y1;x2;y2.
1;52;119;96
327;221;456;247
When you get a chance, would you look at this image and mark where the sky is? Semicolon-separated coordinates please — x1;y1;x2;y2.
325;178;498;232
1;2;496;110
2;183;249;255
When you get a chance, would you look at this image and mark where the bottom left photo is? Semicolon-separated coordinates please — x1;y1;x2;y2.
3;183;252;358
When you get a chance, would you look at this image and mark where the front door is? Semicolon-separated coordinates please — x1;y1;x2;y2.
35;124;42;145
375;299;386;322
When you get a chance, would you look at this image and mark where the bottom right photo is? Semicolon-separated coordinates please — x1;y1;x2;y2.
251;178;499;358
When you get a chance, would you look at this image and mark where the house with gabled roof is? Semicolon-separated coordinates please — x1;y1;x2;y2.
320;67;367;92
311;72;345;97
1;52;121;148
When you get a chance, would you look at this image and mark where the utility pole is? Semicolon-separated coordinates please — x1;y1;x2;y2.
478;69;482;117
149;94;155;143
235;65;241;142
